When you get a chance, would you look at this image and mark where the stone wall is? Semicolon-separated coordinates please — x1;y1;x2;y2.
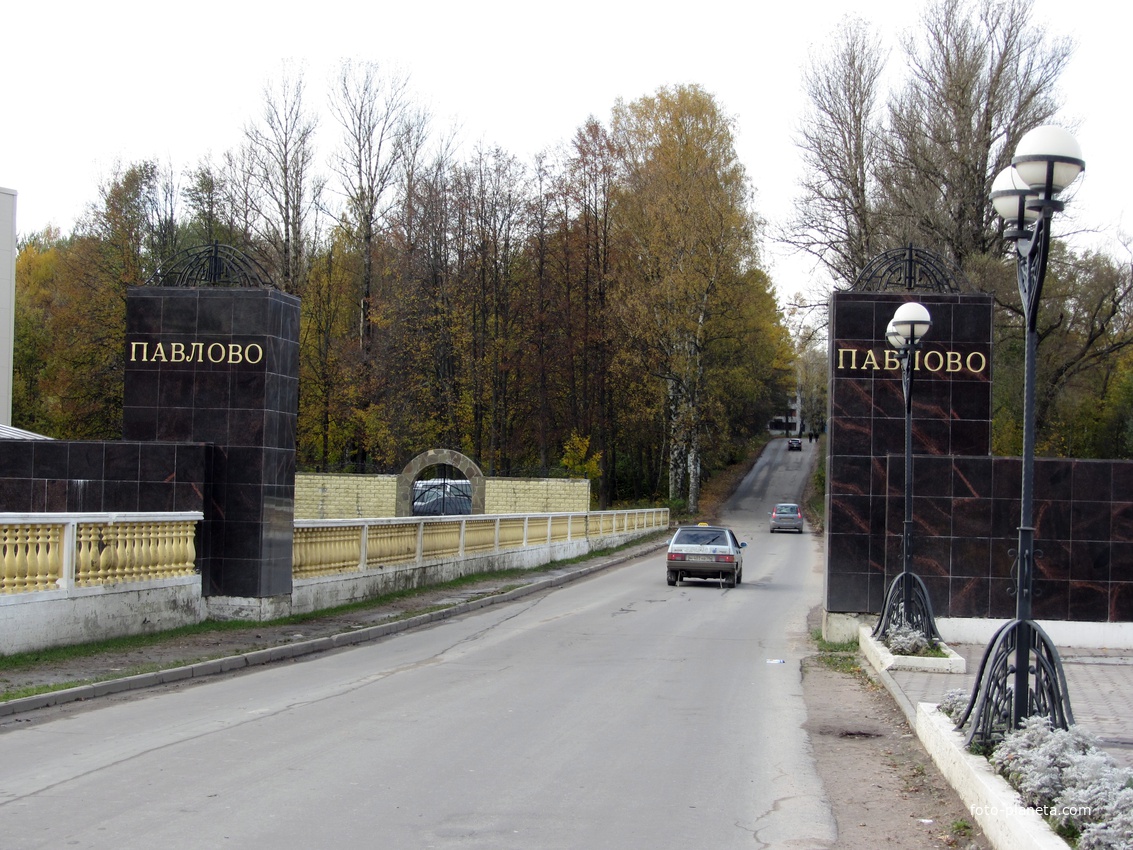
294;473;590;518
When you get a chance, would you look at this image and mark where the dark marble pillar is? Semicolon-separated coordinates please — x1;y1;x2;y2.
825;291;994;614
123;287;300;598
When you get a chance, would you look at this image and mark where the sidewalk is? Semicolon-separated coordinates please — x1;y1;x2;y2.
881;642;1133;769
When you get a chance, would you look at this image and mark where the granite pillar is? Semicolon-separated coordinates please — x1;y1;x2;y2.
123;287;300;597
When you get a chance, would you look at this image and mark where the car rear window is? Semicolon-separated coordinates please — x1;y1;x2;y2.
674;528;727;545
775;505;799;515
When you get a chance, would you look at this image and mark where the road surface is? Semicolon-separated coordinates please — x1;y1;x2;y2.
0;438;830;849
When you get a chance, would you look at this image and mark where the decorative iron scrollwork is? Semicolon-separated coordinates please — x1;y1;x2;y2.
873;571;942;642
955;618;1074;748
146;242;274;289
851;245;964;293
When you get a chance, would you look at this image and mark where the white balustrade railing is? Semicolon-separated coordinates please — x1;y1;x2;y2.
0;513;202;595
1;509;668;590
292;508;670;579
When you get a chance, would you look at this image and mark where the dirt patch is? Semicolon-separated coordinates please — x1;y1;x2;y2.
802;612;989;849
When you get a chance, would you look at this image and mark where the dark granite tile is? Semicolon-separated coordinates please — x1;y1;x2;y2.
828;534;872;573
1071;501;1112;543
993;459;1023;499
103;480;140;511
1032;579;1069;619
67;443;105;479
159;371;196;409
1070;541;1110;583
1113;542;1133;583
1035;539;1070;582
951;382;991;421
0;478;33;511
950;576;990;617
1113;503;1133;543
0;441;34;477
1113;463;1133;502
830;456;873;496
826;571;872;612
123;405;157;442
1112;584;1133;621
1035;499;1071;541
953;498;992;538
197;291;235;335
138;482;176;512
992;497;1022;538
32;442;69;478
951;537;992;578
104;443;140;481
1073;461;1112;503
989;579;1018;617
193;409;230;445
139;444;177;482
951;421;991;457
156;407;193;442
1035;460;1073;500
914;535;950;579
230;409;266;448
123;370;160;407
194;371;232;408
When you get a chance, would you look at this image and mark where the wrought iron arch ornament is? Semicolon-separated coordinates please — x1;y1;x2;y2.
146;242;274;289
851;245;964;293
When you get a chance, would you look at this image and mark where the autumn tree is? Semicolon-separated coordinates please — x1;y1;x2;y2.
243;65;323;294
782;16;887;288
881;0;1071;266
612;84;767;512
328;60;412;351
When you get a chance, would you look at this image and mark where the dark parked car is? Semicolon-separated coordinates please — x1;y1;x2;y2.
787;438;802;451
666;523;745;587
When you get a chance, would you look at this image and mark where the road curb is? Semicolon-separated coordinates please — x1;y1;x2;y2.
0;541;666;719
865;636;1067;850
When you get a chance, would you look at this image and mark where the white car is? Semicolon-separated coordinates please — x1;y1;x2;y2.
666;524;745;587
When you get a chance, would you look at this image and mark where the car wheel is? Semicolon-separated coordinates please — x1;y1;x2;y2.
724;571;736;588
735;568;742;585
667;571;677;586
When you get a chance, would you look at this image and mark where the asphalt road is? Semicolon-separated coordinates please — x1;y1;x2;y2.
0;438;830;849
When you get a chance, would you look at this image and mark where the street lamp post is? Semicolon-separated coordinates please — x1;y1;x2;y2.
958;125;1083;747
873;301;941;644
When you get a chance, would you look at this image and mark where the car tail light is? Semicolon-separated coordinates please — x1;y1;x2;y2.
715;554;735;563
667;552;686;562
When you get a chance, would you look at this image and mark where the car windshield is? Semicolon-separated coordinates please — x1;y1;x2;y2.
675;528;726;546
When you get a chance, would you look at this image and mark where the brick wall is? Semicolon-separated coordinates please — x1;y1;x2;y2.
294;473;590;518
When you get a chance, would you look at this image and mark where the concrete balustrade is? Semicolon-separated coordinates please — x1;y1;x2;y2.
0;508;668;653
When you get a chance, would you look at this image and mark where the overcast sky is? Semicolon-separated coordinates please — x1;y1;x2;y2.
1;0;1126;295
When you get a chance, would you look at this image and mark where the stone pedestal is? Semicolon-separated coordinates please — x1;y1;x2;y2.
123;287;300;597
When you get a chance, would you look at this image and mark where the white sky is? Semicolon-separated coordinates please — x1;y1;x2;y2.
1;0;1127;297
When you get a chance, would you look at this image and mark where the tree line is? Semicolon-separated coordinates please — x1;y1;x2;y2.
12;74;793;512
785;0;1133;460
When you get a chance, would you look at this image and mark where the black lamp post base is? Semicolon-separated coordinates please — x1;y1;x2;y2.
956;618;1074;749
873;571;942;643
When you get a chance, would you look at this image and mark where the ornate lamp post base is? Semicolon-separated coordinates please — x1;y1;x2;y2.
955;617;1074;748
872;570;941;643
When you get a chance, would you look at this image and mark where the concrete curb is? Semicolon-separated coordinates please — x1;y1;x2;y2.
858;625;966;674
863;639;1068;850
0;544;662;719
916;704;1069;850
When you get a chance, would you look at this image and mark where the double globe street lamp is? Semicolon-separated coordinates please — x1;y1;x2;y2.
874;301;942;644
958;125;1084;747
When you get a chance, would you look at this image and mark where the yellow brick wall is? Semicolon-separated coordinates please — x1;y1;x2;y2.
294;474;398;519
483;478;590;514
295;474;590;518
